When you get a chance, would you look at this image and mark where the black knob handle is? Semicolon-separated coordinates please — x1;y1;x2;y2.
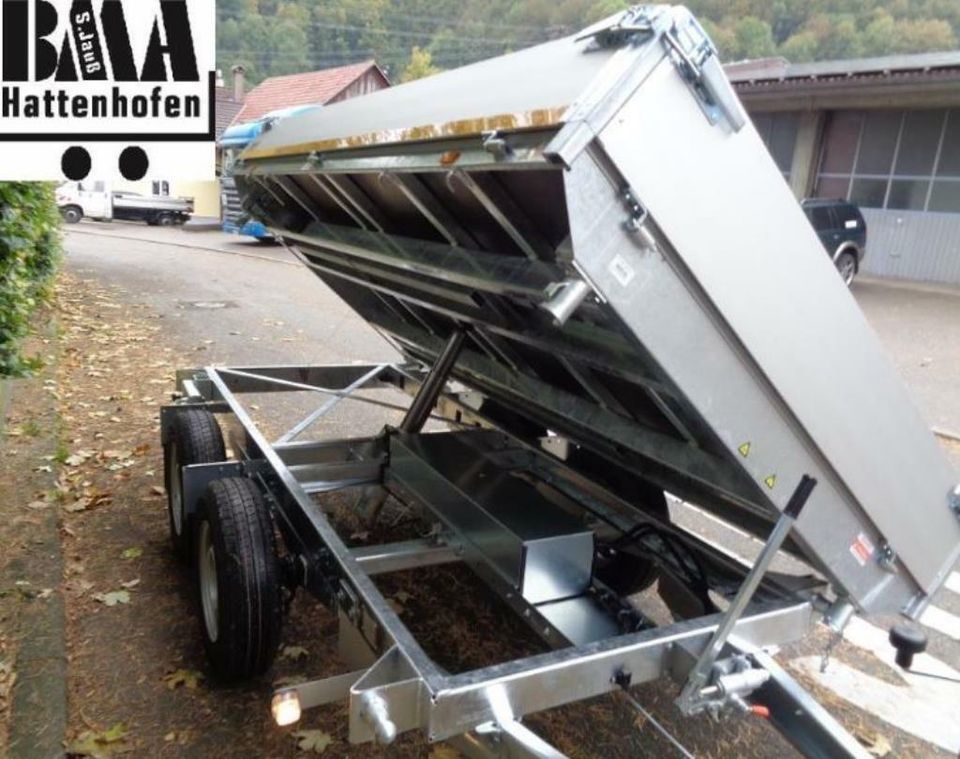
888;624;927;670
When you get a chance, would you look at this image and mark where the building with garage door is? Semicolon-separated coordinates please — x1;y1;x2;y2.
727;52;960;286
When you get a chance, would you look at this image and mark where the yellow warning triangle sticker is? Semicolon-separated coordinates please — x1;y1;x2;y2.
738;442;751;457
763;474;777;489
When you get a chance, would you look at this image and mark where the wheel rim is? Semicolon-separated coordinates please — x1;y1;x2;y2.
198;521;219;642
838;255;856;284
170;443;184;535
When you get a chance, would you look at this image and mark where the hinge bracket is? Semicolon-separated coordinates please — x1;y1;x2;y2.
574;6;659;48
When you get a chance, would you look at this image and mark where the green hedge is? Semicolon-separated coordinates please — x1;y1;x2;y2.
0;182;62;376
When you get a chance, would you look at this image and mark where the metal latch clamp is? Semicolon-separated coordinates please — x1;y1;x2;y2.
662;15;746;133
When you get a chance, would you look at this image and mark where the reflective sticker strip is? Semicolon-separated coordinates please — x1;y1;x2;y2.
850;532;875;566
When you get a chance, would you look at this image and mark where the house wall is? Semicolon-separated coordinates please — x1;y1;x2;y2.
744;95;960;285
118;178;221;218
328;69;390;104
859;208;960;284
171;181;220;218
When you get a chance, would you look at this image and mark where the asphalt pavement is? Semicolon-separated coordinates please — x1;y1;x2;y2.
63;225;960;757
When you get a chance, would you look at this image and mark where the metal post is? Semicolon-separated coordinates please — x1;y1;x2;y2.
363;328;466;523
676;475;816;714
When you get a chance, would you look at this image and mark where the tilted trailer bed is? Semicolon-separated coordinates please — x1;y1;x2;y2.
160;6;960;756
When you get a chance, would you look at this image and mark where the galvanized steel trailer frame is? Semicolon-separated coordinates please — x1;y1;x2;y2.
162;360;867;758
160;4;958;756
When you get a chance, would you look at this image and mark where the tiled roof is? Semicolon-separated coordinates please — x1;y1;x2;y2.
214;86;243;138
232;61;386;124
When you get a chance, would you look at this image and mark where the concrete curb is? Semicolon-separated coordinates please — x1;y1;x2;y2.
2;322;68;758
0;377;9;440
7;552;66;759
66;226;298;268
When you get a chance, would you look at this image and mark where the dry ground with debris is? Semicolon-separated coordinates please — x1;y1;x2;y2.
0;267;946;758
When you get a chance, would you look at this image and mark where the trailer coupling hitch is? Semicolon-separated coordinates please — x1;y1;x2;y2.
676;474;817;716
694;655;771;719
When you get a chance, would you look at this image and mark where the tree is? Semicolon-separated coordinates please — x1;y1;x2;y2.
400;46;441;82
215;0;960;86
779;30;819;62
895;18;956;54
862;11;897;57
732;16;776;60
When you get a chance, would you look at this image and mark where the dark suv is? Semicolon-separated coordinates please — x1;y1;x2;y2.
801;198;867;286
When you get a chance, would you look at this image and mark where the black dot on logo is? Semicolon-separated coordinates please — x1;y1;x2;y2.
61;147;91;181
119;146;149;181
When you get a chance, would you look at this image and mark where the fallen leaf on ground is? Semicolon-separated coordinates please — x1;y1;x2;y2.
164;669;204;690
292;729;333;754
856;731;892;757
93;590;130;606
65;450;94;466
150;485;165;496
26;500;49;510
66;722;128;758
280;645;308;661
120;547;142;560
394;590;413;604
100;723;127;743
120;578;140;589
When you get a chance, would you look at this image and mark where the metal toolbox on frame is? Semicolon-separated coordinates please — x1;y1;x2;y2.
162;4;960;757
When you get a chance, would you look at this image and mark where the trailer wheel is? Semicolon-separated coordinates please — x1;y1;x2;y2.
156;212;175;227
835;251;857;286
196;477;282;680
164;409;226;562
61;205;82;224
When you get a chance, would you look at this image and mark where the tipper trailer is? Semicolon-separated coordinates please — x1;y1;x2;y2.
161;5;960;757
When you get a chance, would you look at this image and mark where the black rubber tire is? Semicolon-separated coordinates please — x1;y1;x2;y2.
163;409;226;563
157;212;175;227
61;205;82;224
836;251;857;286
195;477;282;681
